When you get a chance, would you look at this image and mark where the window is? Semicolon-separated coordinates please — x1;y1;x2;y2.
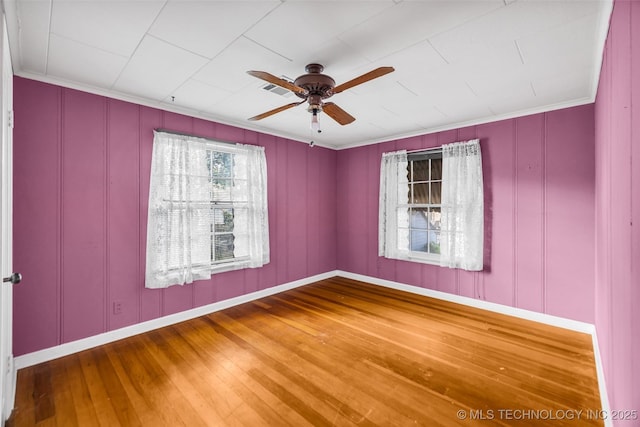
146;131;269;289
379;140;483;271
207;150;243;264
402;151;442;263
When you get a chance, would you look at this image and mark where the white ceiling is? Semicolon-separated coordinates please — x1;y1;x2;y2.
3;0;612;149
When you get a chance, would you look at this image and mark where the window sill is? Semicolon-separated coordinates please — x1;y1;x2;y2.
211;258;252;275
384;251;441;267
406;256;441;267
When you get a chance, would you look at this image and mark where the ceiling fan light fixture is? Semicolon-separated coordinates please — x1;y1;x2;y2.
310;108;321;133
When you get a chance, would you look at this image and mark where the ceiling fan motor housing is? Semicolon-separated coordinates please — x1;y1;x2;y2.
294;63;336;104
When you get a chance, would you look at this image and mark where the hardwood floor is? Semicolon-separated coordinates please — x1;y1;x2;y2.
7;277;603;426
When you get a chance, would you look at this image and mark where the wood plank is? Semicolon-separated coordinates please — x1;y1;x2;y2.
7;277;603;426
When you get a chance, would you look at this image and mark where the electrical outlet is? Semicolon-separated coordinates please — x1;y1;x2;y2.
113;301;123;315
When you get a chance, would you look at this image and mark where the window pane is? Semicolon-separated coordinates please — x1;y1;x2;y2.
430;182;441;204
412;183;429;204
214;234;235;261
429;231;441;254
410;208;429;230
412;159;429;181
212;178;232;201
209;151;233;178
410;230;428;252
430;158;442;180
428;207;441;230
214;208;234;232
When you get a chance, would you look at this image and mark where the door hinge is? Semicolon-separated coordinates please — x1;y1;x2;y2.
7;110;13;129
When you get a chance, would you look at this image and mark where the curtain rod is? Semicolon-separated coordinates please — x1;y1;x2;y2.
406;146;442;154
154;128;239;147
405;138;479;154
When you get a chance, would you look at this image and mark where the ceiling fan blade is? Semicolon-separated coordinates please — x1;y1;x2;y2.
332;66;395;94
323;102;356;125
247;70;308;96
248;100;306;121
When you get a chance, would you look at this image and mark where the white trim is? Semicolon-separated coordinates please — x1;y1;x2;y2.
14;270;336;369
590;0;614;104
0;13;16;423
591;330;612;427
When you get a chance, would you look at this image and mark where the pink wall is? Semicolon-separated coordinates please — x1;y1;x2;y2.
337;105;596;324
12;77;337;356
594;0;640;419
11;75;604;384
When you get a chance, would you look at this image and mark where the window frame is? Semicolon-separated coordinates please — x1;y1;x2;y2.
146;130;269;289
398;148;443;266
204;145;252;271
211;204;240;265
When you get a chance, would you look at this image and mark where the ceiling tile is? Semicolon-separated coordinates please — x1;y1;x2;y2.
462;44;528;98
166;79;233;112
516;13;599;69
429;26;523;68
486;81;538;116
50;0;164;57
193;36;294;93
358;106;426;134
113;36;209;101
296;38;372;79
206;82;298;123
338;0;504;62
47;34;128;89
16;0;50;74
148;1;280;59
428;0;601;63
384;40;448;79
244;1;395;61
432;81;493;121
531;72;592;105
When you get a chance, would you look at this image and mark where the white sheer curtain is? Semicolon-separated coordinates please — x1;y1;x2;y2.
229;145;270;268
440;139;484;271
145;132;211;288
146;131;269;289
378;150;409;260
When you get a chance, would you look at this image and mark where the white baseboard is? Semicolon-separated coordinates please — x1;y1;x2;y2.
14;269;610;421
14;271;337;370
591;330;612;427
336;270;596;334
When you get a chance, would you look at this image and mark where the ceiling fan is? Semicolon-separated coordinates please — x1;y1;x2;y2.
246;63;394;133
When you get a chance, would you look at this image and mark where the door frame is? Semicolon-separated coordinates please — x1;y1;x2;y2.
0;12;15;424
